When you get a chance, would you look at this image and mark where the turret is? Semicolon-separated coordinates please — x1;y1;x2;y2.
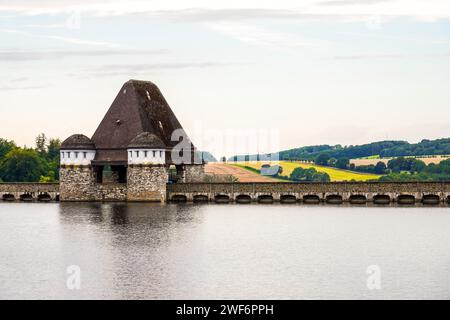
127;132;166;165
60;134;96;166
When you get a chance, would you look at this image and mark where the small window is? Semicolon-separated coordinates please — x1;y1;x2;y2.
61;152;64;159
153;150;156;157
160;151;163;157
83;152;87;159
67;152;70;158
75;152;79;159
136;151;139;157
144;151;148;157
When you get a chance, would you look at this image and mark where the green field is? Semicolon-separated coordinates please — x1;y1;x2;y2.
235;161;382;182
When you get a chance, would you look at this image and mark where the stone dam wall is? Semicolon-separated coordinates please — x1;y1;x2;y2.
1;182;450;204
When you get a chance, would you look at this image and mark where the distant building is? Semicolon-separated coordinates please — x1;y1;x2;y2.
60;80;205;202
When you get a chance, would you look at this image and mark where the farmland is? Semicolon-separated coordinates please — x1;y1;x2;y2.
350;155;450;167
234;161;382;182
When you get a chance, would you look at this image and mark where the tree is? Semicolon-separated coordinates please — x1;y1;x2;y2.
0;138;16;159
336;158;350;169
47;138;61;161
290;167;330;182
35;133;47;154
328;157;338;167
374;161;387;174
315;153;331;166
0;148;48;182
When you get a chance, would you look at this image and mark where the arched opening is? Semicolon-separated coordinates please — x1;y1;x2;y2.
280;194;297;204
302;195;321;204
20;193;33;202
193;195;209;203
326;195;343;204
349;195;367;204
236;194;252;204
168;165;178;183
55;194;60;202
171;194;187;202
258;195;274;204
37;193;52;202
397;194;416;205
373;194;391;205
215;194;230;204
2;194;15;201
422;194;440;205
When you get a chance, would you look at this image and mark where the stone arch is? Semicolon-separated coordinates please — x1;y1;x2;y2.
422;194;440;205
20;193;33;201
37;193;52;202
280;194;297;204
373;194;391;205
302;194;321;204
171;194;187;202
326;194;343;204
193;195;209;203
215;194;230;204
2;193;15;201
397;194;416;205
349;194;367;204
257;195;274;204
236;194;252;204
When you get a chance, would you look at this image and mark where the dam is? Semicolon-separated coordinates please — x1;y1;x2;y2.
1;181;450;205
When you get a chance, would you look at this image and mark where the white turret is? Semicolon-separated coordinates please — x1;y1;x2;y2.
127;132;166;165
60;134;96;166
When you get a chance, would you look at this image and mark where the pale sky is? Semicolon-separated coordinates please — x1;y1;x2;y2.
1;0;450;158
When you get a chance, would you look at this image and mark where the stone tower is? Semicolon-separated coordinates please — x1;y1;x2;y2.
127;132;168;202
59;79;205;202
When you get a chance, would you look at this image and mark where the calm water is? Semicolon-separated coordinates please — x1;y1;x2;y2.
0;202;450;300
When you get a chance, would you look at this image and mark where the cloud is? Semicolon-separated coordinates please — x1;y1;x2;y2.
206;22;321;49
89;61;234;77
0;49;167;61
0;28;119;48
1;0;450;21
333;52;450;59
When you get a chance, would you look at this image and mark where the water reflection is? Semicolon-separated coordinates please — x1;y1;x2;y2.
1;202;450;299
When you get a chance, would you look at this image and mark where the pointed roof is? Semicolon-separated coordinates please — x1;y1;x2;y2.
91;80;195;164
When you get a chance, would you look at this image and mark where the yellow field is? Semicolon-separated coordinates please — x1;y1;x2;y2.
236;161;382;182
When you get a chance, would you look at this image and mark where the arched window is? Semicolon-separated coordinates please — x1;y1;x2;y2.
136;151;139;157
67;152;71;158
160;151;163;157
83;152;87;158
75;152;79;159
153;150;156;157
61;152;64;158
144;151;148;157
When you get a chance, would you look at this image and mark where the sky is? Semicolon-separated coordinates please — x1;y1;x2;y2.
1;0;450;158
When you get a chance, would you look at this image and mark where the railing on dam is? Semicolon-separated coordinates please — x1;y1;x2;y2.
0;183;59;202
167;182;450;205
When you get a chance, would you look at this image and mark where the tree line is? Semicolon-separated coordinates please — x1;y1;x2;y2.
230;138;450;162
0;134;60;183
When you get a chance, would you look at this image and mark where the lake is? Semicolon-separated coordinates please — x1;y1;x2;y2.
0;202;449;299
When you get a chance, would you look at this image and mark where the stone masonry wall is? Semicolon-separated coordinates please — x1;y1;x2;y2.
60;166;97;201
183;164;205;182
127;165;168;202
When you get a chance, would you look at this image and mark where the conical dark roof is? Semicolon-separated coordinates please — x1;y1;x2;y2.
128;132;166;149
91;79;196;164
61;134;95;150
